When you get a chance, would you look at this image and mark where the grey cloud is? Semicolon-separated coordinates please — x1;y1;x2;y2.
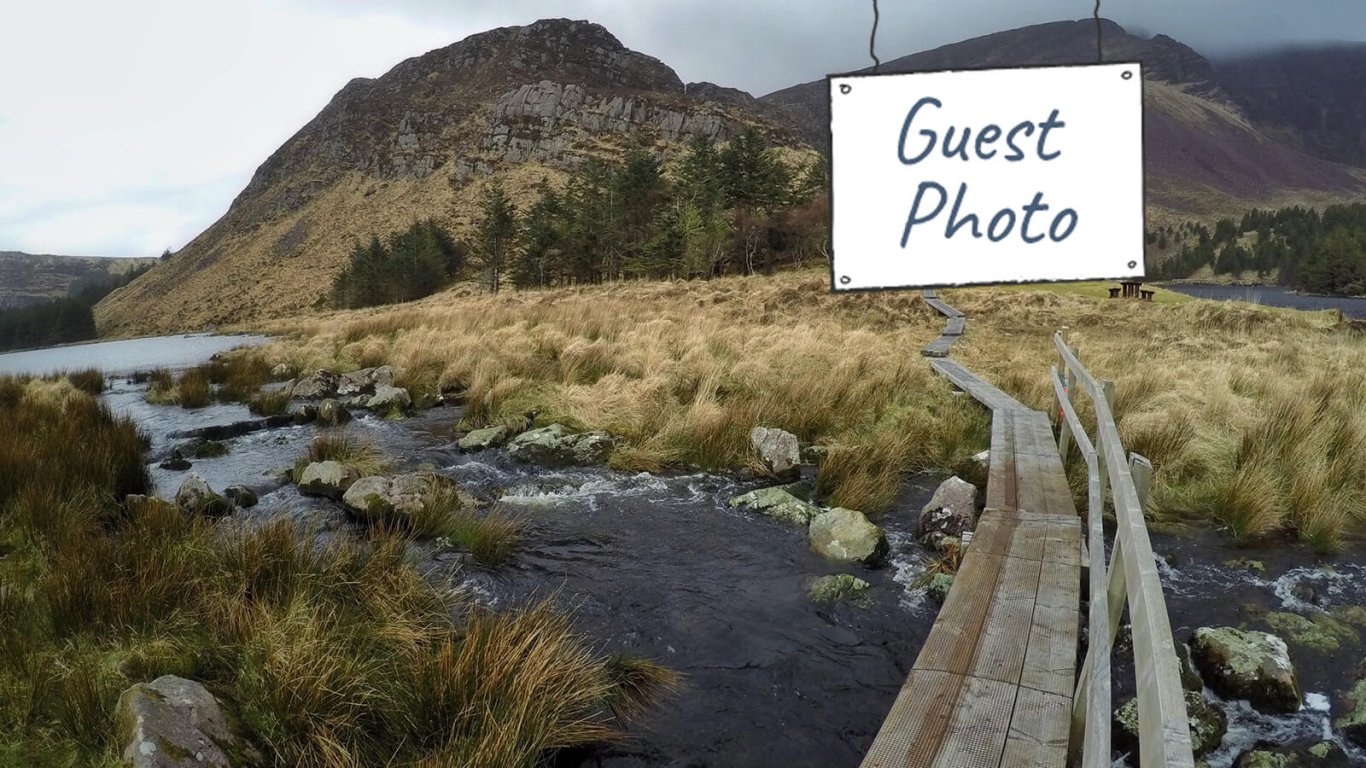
300;0;1366;96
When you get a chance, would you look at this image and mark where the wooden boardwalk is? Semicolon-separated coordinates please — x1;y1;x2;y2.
863;292;1082;768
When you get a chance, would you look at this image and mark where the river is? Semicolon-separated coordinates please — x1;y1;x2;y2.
1162;283;1366;319
5;336;1366;765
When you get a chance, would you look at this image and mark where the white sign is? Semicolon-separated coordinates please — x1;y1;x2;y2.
828;63;1145;291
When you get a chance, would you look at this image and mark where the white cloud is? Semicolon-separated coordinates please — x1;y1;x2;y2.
0;0;456;256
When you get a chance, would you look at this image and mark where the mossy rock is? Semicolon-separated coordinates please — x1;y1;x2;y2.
1191;627;1302;714
190;440;230;459
925;573;953;603
809;574;872;606
1224;559;1266;573
1264;611;1359;654
1114;690;1226;758
1336;676;1366;748
728;487;820;526
1331;605;1366;627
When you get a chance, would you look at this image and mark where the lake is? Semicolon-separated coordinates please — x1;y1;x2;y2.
1161;283;1366;319
0;333;269;377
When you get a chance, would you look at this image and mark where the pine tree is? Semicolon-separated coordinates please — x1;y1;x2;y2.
476;183;519;294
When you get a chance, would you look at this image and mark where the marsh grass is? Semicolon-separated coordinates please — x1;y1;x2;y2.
248;389;292;416
0;378;677;765
422;482;522;566
290;432;391;483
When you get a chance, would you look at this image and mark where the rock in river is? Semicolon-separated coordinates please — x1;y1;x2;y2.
367;385;412;418
809;508;889;566
809;574;871;605
1338;674;1366;748
1190;627;1302;714
342;472;455;521
728;487;820;526
458;425;512;452
224;486;258;509
297;461;361;500
918;476;977;540
1114;690;1226;758
116;675;261;768
750;426;800;479
293;369;339;400
507;423;614;466
317;398;352;427
174;474;231;517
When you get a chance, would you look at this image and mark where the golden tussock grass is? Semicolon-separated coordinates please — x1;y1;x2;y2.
1;378;677;765
258;273;989;513
249;269;1365;549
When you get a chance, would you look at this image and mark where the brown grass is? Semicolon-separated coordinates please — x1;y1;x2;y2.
238;268;1366;548
0;377;677;765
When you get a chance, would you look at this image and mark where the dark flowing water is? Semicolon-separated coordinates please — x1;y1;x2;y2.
1162;283;1366;319
103;373;943;768
15;336;1366;765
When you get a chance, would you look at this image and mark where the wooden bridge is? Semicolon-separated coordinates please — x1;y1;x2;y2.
860;291;1195;768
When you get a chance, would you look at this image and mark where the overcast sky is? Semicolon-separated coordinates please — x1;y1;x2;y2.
2;0;1362;258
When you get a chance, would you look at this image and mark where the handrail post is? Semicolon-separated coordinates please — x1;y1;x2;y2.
1130;453;1153;514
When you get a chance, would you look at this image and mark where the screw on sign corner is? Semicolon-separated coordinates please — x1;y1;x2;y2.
839;84;852;95
839;276;851;285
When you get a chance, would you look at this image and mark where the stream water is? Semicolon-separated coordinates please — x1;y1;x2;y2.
9;337;1366;765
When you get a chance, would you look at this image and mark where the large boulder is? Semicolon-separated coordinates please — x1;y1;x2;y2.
316;399;352;427
366;386;412;418
342;472;456;522
1191;627;1302;714
507;424;615;466
293;369;339;400
728;487;821;526
1114;691;1226;758
458;425;512;452
174;474;231;517
336;366;397;398
750;426;800;479
297;461;360;500
115;675;261;768
918;476;978;539
809;508;889;566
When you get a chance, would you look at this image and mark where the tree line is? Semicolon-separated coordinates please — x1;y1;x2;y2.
0;264;153;352
332;128;829;307
1148;203;1366;296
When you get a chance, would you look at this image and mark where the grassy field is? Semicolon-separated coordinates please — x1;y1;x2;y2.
0;377;675;766
245;268;1365;550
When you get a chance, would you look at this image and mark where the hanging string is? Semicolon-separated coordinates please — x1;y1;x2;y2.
869;0;881;72
1094;0;1103;63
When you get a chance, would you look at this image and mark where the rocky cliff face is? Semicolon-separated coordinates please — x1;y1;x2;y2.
0;252;155;310
96;19;801;336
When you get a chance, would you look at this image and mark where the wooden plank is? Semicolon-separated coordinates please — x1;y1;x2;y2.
922;336;957;358
935;675;1016;767
970;554;1045;685
914;550;1003;674
1001;687;1071;768
1020;560;1081;697
861;670;962;768
944;316;966;336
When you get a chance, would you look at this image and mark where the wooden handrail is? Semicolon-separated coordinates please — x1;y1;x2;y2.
1053;331;1195;768
1052;367;1110;768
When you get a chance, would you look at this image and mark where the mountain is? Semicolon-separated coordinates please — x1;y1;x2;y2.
96;18;1366;336
760;20;1366;222
0;252;157;310
95;19;807;336
1213;43;1366;168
